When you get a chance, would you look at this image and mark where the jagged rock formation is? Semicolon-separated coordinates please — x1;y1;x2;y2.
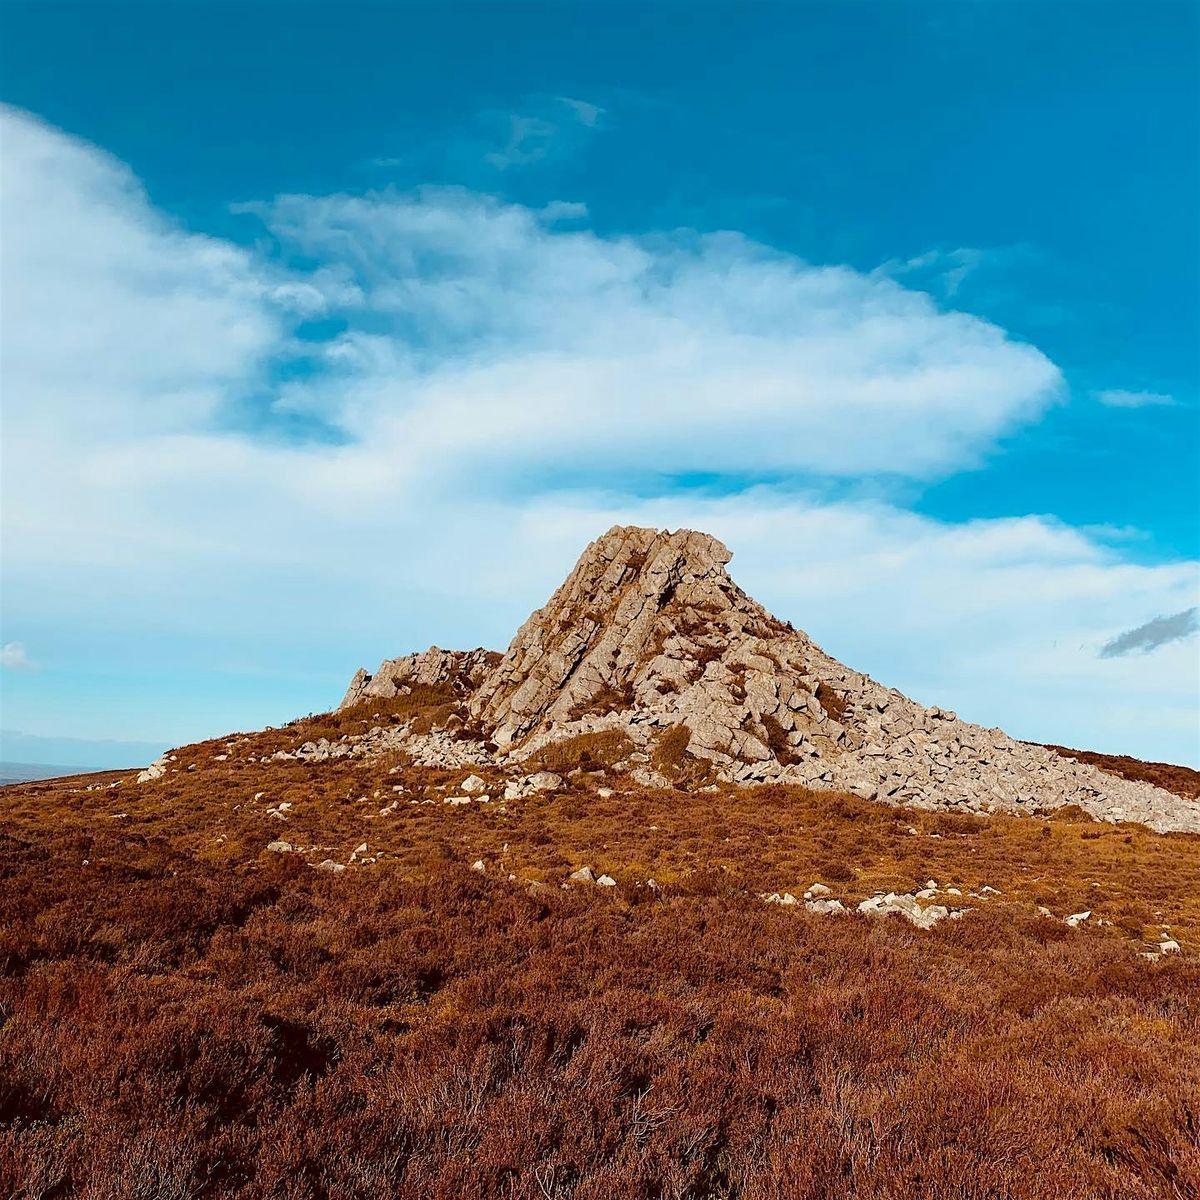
339;525;1200;833
341;646;500;709
468;527;792;755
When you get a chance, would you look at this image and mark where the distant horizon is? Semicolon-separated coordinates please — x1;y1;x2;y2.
0;731;168;774
0;761;142;786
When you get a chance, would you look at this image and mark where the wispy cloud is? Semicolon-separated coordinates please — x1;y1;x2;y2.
1100;608;1199;658
878;246;985;299
1094;389;1177;409
483;95;605;169
1;642;36;671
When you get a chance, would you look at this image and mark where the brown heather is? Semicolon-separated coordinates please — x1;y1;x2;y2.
2;714;1200;1199
1043;744;1200;801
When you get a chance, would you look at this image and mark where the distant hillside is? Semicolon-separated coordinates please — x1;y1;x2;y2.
0;761;99;786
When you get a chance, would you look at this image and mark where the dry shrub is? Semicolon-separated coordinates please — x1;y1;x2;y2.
759;712;801;766
568;683;636;721
534;730;636;774
1053;803;1098;823
651;724;712;788
927;810;990;836
815;682;848;723
819;860;856;883
2;829;1199;1200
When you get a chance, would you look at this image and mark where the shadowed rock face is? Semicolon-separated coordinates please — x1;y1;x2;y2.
341;524;1200;833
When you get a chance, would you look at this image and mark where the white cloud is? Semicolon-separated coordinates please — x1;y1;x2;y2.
2;106;1197;764
0;106;293;442
243;188;1062;482
1;643;36;671
1094;389;1178;408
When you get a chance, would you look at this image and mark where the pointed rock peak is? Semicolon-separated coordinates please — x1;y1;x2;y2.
588;524;733;572
467;525;795;748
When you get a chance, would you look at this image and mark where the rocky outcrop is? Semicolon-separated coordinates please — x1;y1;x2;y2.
468;527;789;749
337;525;1200;833
340;646;500;710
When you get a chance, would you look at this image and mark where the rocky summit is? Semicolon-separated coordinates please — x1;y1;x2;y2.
343;525;1200;832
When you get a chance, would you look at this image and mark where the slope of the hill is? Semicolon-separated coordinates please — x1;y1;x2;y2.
1044;743;1200;799
2;727;1199;1200
342;525;1200;833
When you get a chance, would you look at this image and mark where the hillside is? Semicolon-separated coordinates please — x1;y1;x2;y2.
2;526;1198;1199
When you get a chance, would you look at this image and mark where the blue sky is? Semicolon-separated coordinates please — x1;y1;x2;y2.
1;0;1197;768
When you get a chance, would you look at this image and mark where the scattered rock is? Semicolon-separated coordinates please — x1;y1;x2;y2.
316;860;346;874
461;774;487;794
857;891;964;928
266;840;294;853
568;866;596;883
136;755;168;784
471;860;486;873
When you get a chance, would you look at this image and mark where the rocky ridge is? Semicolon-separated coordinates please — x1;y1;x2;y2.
331;525;1196;832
